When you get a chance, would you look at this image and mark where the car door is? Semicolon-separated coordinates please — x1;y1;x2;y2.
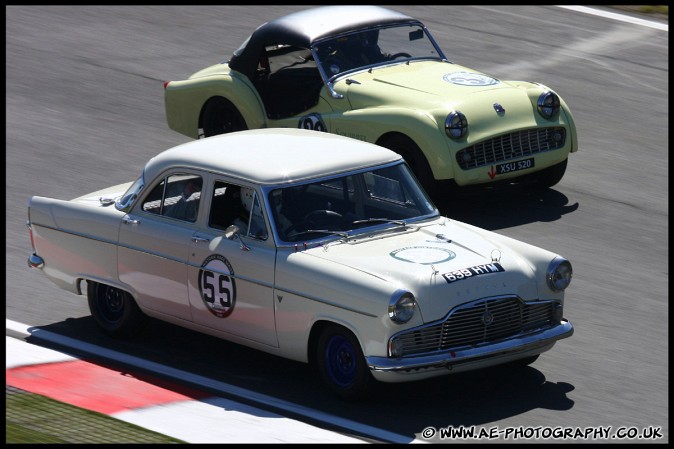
186;179;278;347
255;44;334;131
118;171;204;320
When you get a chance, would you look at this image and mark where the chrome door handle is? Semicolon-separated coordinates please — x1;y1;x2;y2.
191;236;210;243
123;217;140;225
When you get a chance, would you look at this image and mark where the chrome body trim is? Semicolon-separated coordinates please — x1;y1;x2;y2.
367;319;573;372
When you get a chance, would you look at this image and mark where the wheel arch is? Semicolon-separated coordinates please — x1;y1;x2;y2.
307;319;364;369
329;106;455;181
334;107;457;181
196;76;267;134
165;74;266;138
86;279;147;338
376;131;439;195
82;277;150;317
311;318;374;400
81;276;139;302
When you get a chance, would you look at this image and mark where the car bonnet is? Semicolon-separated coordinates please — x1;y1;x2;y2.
346;62;532;108
295;219;539;323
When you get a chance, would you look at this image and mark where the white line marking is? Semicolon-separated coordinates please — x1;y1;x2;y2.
6;319;421;444
557;6;668;31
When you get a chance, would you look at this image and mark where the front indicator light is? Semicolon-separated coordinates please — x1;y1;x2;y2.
389;338;404;358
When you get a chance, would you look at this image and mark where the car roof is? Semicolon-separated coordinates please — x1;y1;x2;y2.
143;128;402;186
256;5;413;46
229;5;417;80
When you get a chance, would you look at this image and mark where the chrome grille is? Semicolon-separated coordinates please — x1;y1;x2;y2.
456;127;566;170
392;296;557;357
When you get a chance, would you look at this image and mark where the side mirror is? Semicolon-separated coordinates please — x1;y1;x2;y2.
224;225;240;240
224;224;250;251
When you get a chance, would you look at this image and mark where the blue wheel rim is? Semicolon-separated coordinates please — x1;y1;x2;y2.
325;335;357;388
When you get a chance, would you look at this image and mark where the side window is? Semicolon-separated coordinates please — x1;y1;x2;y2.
141;179;165;215
141;174;202;222
363;172;406;203
248;193;268;240
209;181;268;240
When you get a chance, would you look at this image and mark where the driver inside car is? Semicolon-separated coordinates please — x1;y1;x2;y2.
233;186;267;239
319;31;384;74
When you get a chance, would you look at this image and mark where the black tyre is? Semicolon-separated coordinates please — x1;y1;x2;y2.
510;354;540;367
201;97;247;138
378;134;436;196
535;158;567;189
87;281;147;338
317;324;373;401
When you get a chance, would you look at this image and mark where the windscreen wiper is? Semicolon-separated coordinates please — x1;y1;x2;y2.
352;218;407;226
291;229;349;239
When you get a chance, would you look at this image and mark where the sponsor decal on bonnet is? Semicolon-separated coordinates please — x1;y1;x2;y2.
443;71;500;86
390;246;456;265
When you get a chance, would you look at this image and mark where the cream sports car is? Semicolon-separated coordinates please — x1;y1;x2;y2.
164;5;578;195
27;129;573;400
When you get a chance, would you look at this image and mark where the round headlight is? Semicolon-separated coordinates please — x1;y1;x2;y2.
547;256;573;292
445;111;468;139
537;91;560;119
388;290;416;324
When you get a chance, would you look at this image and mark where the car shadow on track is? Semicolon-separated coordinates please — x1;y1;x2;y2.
27;316;576;442
365;363;575;433
433;186;580;231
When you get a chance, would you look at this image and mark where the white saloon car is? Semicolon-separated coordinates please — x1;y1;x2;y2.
27;128;573;400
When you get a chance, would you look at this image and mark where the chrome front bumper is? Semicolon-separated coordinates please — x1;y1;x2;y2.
367;319;573;373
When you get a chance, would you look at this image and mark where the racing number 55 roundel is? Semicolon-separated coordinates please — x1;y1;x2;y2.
198;254;236;317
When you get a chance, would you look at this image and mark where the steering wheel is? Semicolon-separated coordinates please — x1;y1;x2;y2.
283;210;343;240
389;52;412;60
304;209;343;227
323;55;351;75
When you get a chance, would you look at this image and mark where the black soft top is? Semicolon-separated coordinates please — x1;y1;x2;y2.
229;5;417;79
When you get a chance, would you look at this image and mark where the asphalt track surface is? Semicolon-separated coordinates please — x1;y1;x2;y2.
6;5;669;444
